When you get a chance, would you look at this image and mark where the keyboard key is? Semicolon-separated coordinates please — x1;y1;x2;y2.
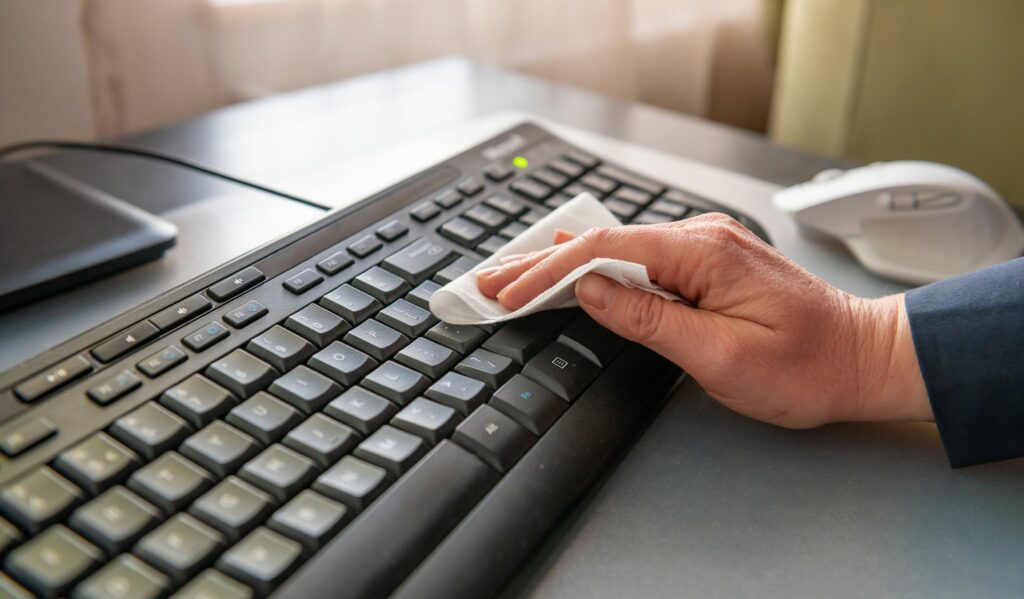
134;513;224;585
632;210;673;224
612;186;653;206
547;157;585;178
324;387;397;435
432;255;479;285
509;178;552;201
531;168;569;189
354;425;426;478
223;300;268;329
137;345;188;378
92;322;160;364
392;398;459;445
268;490;347;551
348;234;382;258
564;149;600;169
377;298;437;338
0;574;29;599
353;266;410;304
5;525;100;598
205;349;277;398
452;405;535;473
498;220;528;240
395;337;458;379
127;452;212;513
207;266;265;302
316;250;354;276
173;569;252;599
410;201;442;222
381;238;455;285
320;284;381;324
68;487;159;554
53;433;139;495
482;309;573;364
455;349;515;389
226;392;302;445
269;366;340;414
580;173;618;195
406;279;441;309
283;414;359;467
160;374;237;428
491;374;567;435
376;219;409;242
649;198;689;218
283;268;324;294
312;456;388;512
87;370;141;405
523;341;601;402
518;206;550;226
457;177;483;196
439;217;487;247
74;553;168;599
424;372;488;416
180;421;260;478
285;303;350;347
603;197;641;220
544;193;572;209
217;528;302;596
150;295;212;331
0;467;83;534
189;477;273;542
557;313;626;367
181;321;229;352
563;182;587;197
247;325;316;372
484;163;513;181
462;204;508;230
14;354;91;401
484;193;528;216
274;441;496;599
308;341;377;386
433;189;463;209
343;319;409;362
425;322;488;355
0;417;56;457
109;403;190;462
362;361;430;406
476;235;507;257
0;517;21;556
238;444;318;503
596;164;665;196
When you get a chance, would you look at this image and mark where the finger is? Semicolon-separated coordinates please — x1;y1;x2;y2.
574;273;715;369
476;230;579;298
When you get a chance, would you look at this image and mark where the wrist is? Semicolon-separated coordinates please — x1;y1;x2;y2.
846;294;933;423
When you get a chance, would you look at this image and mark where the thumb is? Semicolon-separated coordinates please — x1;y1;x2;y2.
574;273;708;367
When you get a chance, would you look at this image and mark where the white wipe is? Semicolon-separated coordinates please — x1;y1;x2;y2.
429;193;683;325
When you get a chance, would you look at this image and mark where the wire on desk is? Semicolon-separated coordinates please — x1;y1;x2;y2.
0;140;332;211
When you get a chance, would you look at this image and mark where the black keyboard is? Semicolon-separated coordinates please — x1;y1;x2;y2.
0;122;769;599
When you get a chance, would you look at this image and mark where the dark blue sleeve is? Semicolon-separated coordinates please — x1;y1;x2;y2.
905;257;1024;467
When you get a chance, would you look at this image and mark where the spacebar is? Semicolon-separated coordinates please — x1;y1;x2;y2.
272;441;499;599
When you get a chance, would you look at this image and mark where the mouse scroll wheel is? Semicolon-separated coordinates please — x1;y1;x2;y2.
887;191;963;210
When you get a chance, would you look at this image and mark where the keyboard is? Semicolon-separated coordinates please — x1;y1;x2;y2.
0;122;769;599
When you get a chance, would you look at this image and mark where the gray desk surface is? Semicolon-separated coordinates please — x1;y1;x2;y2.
4;58;1021;598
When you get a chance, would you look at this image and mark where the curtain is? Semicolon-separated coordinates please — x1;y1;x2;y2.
78;0;773;137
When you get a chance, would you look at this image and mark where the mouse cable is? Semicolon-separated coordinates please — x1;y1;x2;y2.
0;139;332;211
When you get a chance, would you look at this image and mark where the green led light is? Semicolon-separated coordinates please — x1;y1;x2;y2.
512;156;529;169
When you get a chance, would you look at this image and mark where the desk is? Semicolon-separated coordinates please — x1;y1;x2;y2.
5;58;1022;597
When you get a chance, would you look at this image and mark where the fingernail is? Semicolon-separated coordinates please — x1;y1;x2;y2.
476;266;502;279
576;275;617;310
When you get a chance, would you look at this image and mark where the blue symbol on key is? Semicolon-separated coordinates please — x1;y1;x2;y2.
520;391;533;400
116;375;130;386
163;350;177;360
246;303;259;313
206;325;220;335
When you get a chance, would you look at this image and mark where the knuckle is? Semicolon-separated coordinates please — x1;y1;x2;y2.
579;226;614;247
620;291;666;342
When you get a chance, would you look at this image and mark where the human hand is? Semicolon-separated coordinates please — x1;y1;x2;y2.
476;214;931;428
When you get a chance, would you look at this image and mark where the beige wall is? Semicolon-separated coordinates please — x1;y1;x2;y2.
0;0;95;145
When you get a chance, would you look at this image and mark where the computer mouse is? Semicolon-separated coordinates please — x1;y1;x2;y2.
773;160;1024;285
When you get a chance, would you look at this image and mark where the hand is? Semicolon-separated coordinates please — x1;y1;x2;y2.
476;214;932;428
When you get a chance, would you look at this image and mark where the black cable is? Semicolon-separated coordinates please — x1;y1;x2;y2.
0;139;332;211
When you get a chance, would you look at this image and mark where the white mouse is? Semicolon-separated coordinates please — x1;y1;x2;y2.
773;160;1024;285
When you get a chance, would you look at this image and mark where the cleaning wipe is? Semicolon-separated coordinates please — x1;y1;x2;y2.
429;193;683;325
